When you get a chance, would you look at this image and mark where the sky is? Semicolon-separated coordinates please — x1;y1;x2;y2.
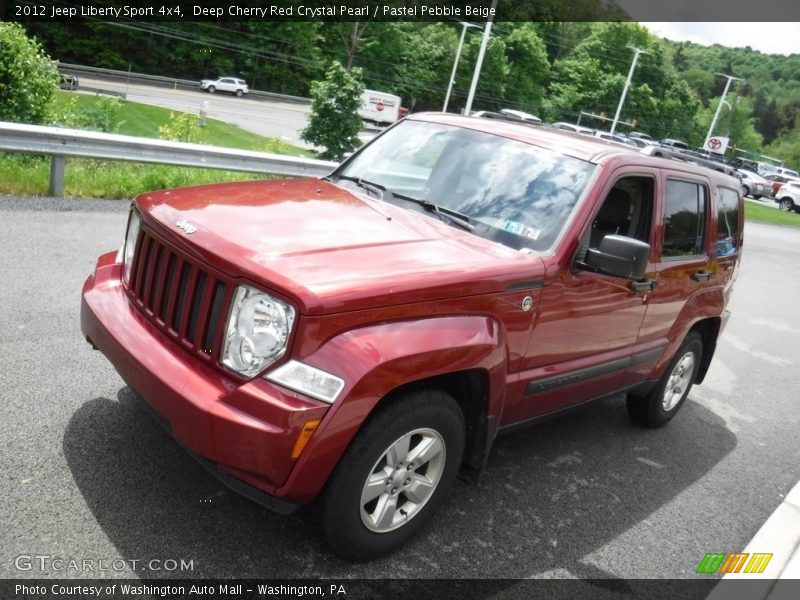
641;23;800;56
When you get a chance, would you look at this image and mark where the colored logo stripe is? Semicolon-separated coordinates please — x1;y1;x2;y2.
696;552;773;574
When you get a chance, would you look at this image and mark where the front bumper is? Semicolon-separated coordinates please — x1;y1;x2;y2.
80;252;329;506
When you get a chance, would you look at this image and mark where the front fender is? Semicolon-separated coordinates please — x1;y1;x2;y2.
274;315;507;503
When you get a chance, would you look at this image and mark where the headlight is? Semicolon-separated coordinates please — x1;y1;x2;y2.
267;360;345;404
122;209;141;286
222;285;295;377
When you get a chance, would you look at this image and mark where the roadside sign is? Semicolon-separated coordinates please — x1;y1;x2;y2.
704;136;729;154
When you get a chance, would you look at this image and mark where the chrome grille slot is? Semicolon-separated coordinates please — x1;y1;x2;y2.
126;227;230;363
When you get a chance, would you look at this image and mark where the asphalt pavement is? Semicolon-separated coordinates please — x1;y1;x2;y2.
1;194;799;581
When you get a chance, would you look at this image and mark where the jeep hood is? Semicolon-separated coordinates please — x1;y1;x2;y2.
136;179;545;315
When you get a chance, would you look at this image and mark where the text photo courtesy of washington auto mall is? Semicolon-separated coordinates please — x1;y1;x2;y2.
2;1;800;599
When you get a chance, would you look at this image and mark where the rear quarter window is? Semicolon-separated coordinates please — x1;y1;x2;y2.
716;186;741;257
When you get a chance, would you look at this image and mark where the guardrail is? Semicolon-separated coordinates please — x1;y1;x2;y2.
0;122;338;197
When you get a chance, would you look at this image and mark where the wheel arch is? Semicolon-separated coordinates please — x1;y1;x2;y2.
275;315;507;503
688;316;721;384
654;290;724;384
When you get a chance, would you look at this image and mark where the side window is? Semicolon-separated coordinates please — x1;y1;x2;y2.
716;187;740;256
588;176;654;250
663;180;707;257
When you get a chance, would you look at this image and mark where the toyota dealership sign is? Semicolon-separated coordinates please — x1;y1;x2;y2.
704;136;730;154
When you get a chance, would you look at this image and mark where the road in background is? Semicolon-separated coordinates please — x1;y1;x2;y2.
1;195;798;579
74;76;379;148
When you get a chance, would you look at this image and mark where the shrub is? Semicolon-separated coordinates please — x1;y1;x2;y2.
53;96;126;132
301;62;364;160
0;22;59;124
159;111;201;143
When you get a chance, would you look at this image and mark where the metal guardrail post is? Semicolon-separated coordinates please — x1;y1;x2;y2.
49;156;66;197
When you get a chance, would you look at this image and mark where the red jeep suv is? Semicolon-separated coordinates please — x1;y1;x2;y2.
81;113;743;559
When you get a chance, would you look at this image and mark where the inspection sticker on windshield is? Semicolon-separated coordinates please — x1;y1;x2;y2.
503;220;525;235
523;227;541;240
503;220;541;240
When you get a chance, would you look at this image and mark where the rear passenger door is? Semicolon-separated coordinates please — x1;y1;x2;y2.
637;176;712;348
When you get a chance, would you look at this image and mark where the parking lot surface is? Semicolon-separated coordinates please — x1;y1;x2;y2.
1;195;798;579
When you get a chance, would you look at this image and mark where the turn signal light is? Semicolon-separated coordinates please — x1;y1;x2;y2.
291;419;321;459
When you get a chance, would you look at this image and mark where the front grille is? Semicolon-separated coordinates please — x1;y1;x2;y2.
128;227;232;363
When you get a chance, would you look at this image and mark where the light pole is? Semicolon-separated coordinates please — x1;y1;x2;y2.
706;73;743;144
443;22;480;113
463;0;499;116
610;46;648;135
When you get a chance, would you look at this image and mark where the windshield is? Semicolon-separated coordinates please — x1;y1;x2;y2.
336;120;596;252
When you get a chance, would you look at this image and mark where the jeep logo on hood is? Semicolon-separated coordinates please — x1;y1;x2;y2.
175;219;197;235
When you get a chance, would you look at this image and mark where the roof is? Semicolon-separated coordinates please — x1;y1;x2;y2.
408;112;740;186
410;112;635;163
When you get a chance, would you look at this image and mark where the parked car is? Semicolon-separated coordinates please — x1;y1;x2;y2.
81;113;743;560
629;132;654;142
764;174;800;197
757;163;798;179
774;181;800;212
661;138;689;150
730;157;759;172
550;122;595;135
594;131;628;144
499;108;543;125
624;136;652;148
736;169;770;199
200;77;248;96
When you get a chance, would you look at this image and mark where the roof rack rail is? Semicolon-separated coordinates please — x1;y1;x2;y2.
472;111;543;126
640;145;737;177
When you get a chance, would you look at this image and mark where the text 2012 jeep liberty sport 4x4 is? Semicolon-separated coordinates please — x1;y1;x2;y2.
81;113;742;559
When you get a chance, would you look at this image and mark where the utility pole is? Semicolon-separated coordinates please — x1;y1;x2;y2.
443;22;480;112
463;0;498;116
610;46;648;135
706;73;744;143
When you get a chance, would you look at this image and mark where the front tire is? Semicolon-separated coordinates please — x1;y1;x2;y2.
627;332;703;428
319;389;465;560
235;89;243;97
207;86;216;94
743;185;751;197
779;198;794;212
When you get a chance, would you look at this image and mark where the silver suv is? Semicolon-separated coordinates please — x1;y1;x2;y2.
200;77;249;97
775;181;800;212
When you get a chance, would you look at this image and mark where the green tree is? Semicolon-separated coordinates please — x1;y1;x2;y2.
503;24;550;112
301;62;364;160
0;22;59;124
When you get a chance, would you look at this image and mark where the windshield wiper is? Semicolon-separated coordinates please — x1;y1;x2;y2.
335;175;474;232
391;194;475;232
335;175;386;198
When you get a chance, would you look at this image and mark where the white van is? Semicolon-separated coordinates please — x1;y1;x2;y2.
359;90;402;125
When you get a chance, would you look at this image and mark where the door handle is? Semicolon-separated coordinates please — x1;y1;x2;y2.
630;279;657;292
691;271;713;282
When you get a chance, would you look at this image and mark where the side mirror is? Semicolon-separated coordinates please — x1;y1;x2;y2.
584;235;650;280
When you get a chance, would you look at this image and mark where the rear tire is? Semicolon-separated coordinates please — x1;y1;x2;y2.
743;185;751;197
627;332;703;428
779;198;794;212
319;389;465;560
